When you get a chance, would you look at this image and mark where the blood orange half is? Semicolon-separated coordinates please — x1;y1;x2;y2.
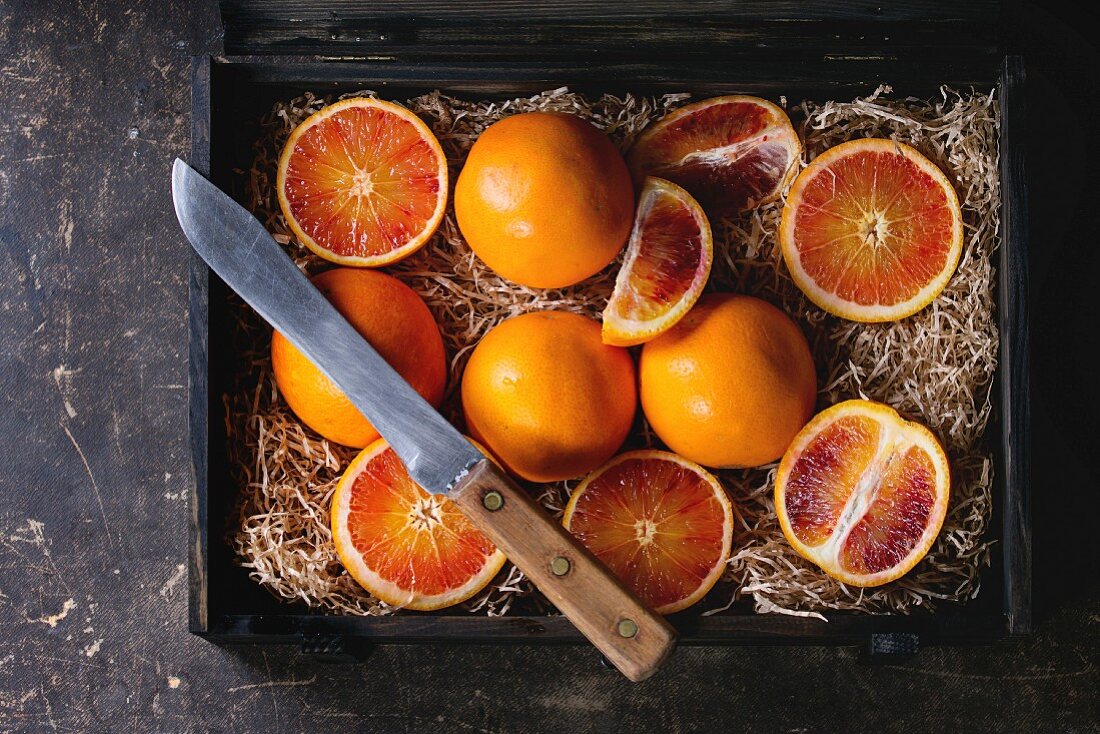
775;400;950;588
331;438;507;610
627;95;801;216
562;450;733;614
779;138;963;322
278;97;448;267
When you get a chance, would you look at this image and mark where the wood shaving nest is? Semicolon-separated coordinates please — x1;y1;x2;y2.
227;84;1000;620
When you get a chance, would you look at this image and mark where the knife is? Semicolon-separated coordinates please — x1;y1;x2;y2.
172;159;676;681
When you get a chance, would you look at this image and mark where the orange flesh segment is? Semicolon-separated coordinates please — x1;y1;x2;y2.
567;457;728;611
635;100;796;213
792;149;955;308
783;415;881;547
611;187;705;322
839;446;937;575
346;448;496;597
283;105;443;259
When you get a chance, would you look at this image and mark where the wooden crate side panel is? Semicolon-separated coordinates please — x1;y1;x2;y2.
188;55;212;634
209;54;999;95
998;56;1032;635
218;0;1001;56
221;0;1000;23
200;610;1012;646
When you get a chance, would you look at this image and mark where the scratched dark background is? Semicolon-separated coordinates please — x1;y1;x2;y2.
0;1;1097;732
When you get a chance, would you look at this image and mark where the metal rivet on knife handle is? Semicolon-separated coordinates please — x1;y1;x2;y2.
617;619;639;638
482;490;504;511
550;556;571;576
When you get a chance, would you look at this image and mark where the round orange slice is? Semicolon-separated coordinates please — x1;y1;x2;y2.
775;400;950;588
627;95;801;216
563;450;733;614
331;438;507;610
277;97;448;267
779;138;963;322
602;177;712;347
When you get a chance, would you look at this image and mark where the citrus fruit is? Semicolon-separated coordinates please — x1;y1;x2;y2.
461;311;636;482
602;177;713;347
331;437;507;609
627;95;801;216
775;399;950;587
277;97;448;267
563;450;733;614
779;138;963;322
640;293;816;468
454;112;634;289
271;268;447;448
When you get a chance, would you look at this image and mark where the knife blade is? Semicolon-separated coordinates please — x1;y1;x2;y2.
172;159;676;681
172;160;481;494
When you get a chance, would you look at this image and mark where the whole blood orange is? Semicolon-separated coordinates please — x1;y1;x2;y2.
627;95;801;216
563;450;733;614
775;400;950;587
271;268;447;448
332;437;507;609
639;293;816;468
780;138;963;322
277;97;448;267
602;177;713;347
454;112;634;289
460;311;636;482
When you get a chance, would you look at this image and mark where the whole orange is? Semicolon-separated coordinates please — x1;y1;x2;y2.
271;268;447;448
639;293;817;468
461;311;636;482
454;112;634;289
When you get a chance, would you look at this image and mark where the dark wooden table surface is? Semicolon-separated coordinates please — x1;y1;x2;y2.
1;1;1096;732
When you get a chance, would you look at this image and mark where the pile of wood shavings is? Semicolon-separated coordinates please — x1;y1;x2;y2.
228;85;999;619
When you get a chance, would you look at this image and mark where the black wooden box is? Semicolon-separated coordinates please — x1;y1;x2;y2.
186;1;1030;657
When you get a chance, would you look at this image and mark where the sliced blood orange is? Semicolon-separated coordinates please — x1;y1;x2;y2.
602;177;712;347
779;138;963;322
278;97;448;267
331;438;506;610
775;400;950;587
627;95;801;216
562;450;733;614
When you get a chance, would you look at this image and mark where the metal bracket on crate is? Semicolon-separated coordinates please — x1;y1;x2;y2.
300;633;371;663
861;632;920;664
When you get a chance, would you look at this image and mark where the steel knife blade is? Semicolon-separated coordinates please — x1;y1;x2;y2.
172;158;482;493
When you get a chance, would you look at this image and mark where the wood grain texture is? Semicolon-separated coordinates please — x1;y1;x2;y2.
218;0;999;56
219;25;998;59
998;56;1032;636
217;24;997;59
208;54;1000;95
188;54;211;635
220;0;999;23
449;459;677;681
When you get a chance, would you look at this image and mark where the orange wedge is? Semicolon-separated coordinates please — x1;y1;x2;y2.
775;400;950;587
602;177;712;346
563;450;733;614
331;438;507;610
278;97;448;267
780;138;963;322
627;95;801;216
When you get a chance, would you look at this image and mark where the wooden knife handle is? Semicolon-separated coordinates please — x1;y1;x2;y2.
450;458;677;682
